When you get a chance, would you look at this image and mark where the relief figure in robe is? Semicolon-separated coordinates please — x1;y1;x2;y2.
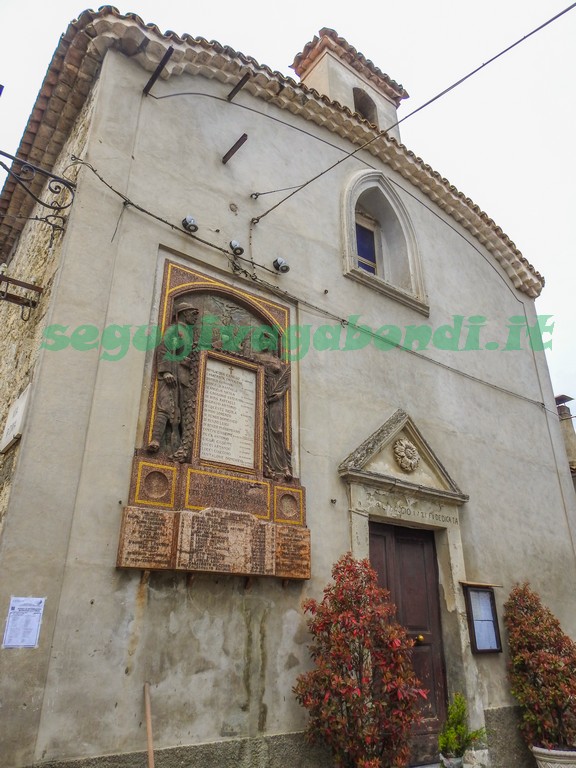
255;346;293;480
147;300;198;462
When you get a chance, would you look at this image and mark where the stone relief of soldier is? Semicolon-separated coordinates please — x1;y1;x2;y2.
147;294;293;478
147;299;199;462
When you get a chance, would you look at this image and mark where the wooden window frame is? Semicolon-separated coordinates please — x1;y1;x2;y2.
355;210;381;275
343;170;429;316
462;585;502;654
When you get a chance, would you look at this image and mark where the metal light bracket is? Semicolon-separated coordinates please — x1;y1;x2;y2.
0;150;76;212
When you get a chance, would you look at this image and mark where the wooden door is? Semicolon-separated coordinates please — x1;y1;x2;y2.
369;522;447;766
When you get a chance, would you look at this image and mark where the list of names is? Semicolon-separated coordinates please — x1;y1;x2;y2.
200;359;256;468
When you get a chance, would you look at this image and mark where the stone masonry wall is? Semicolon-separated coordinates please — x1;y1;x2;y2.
24;733;331;768
484;706;536;768
0;84;97;536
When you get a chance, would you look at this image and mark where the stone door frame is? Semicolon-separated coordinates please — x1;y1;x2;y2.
339;409;488;740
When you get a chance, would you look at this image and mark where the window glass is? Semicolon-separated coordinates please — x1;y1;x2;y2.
356;223;377;274
463;586;502;653
343;170;428;314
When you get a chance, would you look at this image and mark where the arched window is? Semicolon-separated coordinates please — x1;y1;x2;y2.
353;88;378;128
343;171;428;314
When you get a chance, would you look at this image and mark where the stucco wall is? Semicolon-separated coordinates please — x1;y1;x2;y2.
1;48;575;767
297;49;402;141
0;85;96;537
484;707;536;768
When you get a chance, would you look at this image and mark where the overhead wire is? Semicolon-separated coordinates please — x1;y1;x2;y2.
251;2;576;223
146;85;529;303
69;157;560;417
68;3;576;421
69;156;236;262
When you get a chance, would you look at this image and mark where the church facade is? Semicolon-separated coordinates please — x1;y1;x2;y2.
0;10;574;768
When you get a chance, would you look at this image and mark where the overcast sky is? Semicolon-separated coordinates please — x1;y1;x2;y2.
1;1;574;399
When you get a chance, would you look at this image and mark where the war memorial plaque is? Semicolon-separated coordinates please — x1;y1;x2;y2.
176;508;275;575
275;525;311;580
120;266;310;580
200;358;256;468
117;507;175;569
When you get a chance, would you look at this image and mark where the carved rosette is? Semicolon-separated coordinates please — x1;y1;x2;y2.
393;438;420;473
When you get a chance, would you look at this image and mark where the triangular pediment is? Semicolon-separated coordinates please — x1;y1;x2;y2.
338;409;468;505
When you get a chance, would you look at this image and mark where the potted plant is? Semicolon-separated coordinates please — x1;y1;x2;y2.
438;692;486;767
293;552;427;768
503;582;576;767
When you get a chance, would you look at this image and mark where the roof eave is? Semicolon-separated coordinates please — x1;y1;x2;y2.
0;8;544;297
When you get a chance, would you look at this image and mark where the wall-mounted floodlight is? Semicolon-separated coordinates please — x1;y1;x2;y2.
182;216;198;233
230;240;244;256
273;258;290;274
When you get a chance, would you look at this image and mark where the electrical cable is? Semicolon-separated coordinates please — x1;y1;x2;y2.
59;12;576;457
246;272;552;413
147;87;534;302
70;160;560;419
385;177;526;303
70;156;237;262
251;2;576;222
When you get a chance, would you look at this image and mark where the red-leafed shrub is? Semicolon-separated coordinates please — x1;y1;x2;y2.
293;553;427;768
503;582;576;749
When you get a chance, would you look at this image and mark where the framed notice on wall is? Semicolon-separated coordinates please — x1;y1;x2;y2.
462;584;502;653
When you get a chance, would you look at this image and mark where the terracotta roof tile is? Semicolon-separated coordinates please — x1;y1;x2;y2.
0;7;543;296
292;28;409;107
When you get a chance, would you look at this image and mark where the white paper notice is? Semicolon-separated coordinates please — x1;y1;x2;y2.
2;597;46;648
0;384;30;453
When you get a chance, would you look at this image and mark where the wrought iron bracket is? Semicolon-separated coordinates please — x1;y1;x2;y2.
0;150;76;211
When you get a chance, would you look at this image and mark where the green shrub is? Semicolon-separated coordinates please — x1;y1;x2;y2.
438;692;486;758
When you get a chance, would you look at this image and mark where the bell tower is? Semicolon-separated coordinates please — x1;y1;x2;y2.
291;28;408;141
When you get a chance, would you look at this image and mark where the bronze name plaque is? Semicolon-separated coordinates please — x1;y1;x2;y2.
275;525;311;580
117;507;176;569
185;468;270;520
200;359;256;469
177;508;275;575
117;506;310;579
